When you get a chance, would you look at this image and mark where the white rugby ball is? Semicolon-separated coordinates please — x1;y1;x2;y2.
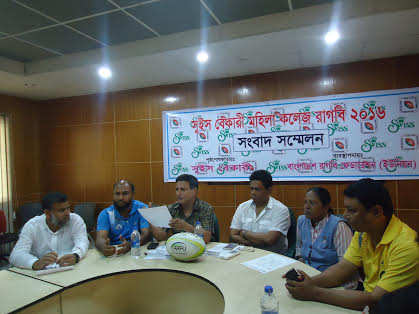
166;232;206;261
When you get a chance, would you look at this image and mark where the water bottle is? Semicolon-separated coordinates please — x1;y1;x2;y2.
194;221;204;239
260;285;278;314
130;228;141;256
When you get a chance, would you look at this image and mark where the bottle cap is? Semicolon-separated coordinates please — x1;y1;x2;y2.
196;221;201;226
264;285;273;293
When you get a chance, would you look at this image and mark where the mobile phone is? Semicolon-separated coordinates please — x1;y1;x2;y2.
223;243;239;250
285;268;303;282
147;242;159;250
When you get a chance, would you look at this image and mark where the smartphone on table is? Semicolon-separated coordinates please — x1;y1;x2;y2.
223;243;239;250
147;242;159;250
285;268;303;282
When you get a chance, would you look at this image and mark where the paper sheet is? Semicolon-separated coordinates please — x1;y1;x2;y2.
144;246;171;260
139;205;172;228
241;253;295;274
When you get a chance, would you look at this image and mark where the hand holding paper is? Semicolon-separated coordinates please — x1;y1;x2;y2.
139;205;172;228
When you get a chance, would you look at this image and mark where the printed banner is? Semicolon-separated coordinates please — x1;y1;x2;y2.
163;87;419;182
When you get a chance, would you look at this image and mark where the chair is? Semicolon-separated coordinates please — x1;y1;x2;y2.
213;214;220;242
0;210;19;262
73;203;97;245
18;202;43;229
286;208;297;258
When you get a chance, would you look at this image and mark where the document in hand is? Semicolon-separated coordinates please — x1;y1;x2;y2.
138;205;172;228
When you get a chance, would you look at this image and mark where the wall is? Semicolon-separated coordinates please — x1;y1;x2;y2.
39;54;419;242
0;95;41;228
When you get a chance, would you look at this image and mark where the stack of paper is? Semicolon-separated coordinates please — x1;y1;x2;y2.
241;254;295;273
144;246;171;260
205;243;229;256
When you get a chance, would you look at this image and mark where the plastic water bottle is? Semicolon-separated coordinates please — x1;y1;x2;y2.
130;228;141;256
194;221;204;239
260;285;278;314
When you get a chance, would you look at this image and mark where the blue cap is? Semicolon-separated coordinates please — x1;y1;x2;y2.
264;285;273;293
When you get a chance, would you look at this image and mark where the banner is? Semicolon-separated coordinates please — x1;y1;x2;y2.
163;87;419;182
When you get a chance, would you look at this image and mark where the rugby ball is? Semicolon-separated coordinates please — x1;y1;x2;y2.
166;232;206;261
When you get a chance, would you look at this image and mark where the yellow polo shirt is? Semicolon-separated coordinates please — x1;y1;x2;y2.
344;215;418;293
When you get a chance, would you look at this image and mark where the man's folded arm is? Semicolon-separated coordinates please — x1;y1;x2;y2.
9;225;39;269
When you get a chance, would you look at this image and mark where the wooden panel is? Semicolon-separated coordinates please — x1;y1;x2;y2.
214;206;236;243
43;164;85;203
232;72;280;104
332;59;395;94
150;118;163;162
189;78;232;108
397;209;419;232
84;163;116;202
42;97;84;126
115;120;150;162
394;54;419;88
398;180;419;209
117;162;152;203
81;123;115;163
80;93;114;123
278;66;334;99
151;162;176;205
114;89;150;121
198;183;235;207
149;83;194;119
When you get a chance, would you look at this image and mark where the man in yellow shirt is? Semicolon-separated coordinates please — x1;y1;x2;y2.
284;178;418;311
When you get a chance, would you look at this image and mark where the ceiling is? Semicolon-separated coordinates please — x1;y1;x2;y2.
0;0;418;100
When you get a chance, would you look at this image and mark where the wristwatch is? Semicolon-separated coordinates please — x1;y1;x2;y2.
73;253;80;264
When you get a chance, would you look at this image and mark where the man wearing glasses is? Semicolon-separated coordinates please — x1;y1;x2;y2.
96;180;151;256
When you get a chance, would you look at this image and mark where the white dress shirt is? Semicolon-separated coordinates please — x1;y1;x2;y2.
10;213;89;269
230;196;291;254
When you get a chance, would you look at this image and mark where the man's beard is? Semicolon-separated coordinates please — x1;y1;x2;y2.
51;213;68;228
113;200;132;212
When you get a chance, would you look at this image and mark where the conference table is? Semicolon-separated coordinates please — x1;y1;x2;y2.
2;243;358;314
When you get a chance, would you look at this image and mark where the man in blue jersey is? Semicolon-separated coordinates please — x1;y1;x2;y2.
96;180;151;256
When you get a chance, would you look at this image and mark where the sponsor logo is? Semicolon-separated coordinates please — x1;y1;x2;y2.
218;129;235;142
191;146;209;158
173;131;190;144
219;144;231;156
267;160;288;174
169;117;181;128
171;163;189;176
197;130;209;142
171;146;182;158
327;122;349;136
361;136;386;152
332;138;348;152
400;96;417;113
171;242;187;252
401;135;418;150
361;120;377;134
388;117;415;133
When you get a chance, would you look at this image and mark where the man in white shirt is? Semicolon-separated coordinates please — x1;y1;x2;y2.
230;170;290;255
10;192;89;270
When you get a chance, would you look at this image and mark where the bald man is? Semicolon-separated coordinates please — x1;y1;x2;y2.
96;180;151;256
